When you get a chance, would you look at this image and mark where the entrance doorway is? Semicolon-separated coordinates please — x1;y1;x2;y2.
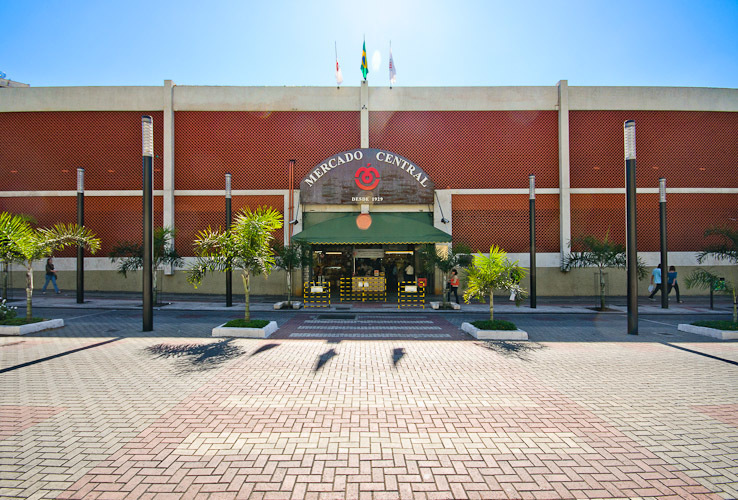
311;245;425;299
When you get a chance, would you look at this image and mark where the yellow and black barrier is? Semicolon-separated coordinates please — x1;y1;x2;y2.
339;276;387;302
303;281;331;308
398;281;425;308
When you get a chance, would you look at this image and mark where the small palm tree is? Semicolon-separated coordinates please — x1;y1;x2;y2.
109;227;183;304
562;232;646;310
273;241;312;306
418;242;471;304
0;211;100;320
463;245;527;321
187;206;283;321
685;226;737;323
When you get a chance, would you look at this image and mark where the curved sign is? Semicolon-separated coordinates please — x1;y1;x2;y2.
300;148;434;205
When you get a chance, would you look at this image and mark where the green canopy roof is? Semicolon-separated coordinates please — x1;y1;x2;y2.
292;213;452;245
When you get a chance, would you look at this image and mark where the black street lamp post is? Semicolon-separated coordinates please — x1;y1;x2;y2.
659;178;668;309
76;168;85;304
624;120;638;335
529;174;536;308
142;116;154;331
225;173;233;307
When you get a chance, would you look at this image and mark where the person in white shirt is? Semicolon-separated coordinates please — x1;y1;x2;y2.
648;264;663;301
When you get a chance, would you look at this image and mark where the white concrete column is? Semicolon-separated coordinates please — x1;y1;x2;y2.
163;80;176;274
558;80;571;261
360;81;369;148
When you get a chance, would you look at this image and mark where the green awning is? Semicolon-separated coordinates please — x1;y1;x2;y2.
292;213;452;245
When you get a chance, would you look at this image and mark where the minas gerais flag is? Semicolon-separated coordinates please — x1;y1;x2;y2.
361;39;369;80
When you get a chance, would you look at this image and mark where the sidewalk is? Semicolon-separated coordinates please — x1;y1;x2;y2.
6;289;734;315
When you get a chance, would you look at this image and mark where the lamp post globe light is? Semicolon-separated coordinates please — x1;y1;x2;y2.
624;120;638;335
76;168;85;304
142;116;154;331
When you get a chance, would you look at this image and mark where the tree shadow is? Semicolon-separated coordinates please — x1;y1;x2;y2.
476;340;546;361
315;348;337;372
251;343;280;356
145;339;245;373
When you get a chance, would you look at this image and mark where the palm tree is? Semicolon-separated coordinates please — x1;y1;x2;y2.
418;242;472;305
109;227;183;305
463;245;527;321
685;226;737;323
273;241;312;306
0;211;101;320
187;206;283;321
562;232;646;310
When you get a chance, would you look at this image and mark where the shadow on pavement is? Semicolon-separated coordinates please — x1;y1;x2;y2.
476;340;547;361
145;339;245;373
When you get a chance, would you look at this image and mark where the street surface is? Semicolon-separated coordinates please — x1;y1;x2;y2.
1;304;737;499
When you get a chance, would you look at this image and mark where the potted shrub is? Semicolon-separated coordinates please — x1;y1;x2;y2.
461;245;529;340
679;226;738;339
273;241;312;309
418;242;471;309
187;206;283;338
562;232;646;310
109;227;183;305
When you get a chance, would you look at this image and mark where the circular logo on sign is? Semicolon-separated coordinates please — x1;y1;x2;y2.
356;213;372;230
355;164;380;190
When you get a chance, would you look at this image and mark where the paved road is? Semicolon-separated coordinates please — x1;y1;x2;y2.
1;307;737;499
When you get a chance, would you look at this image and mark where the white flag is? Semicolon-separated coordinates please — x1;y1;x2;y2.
389;48;397;85
336;60;343;85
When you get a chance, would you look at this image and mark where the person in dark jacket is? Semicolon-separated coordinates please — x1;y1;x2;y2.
41;257;61;294
667;265;683;303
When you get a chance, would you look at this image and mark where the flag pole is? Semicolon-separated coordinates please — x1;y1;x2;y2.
335;41;339;89
389;40;392;89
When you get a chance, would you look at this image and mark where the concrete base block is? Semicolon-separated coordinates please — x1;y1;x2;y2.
461;322;528;340
273;301;303;310
0;318;64;336
677;323;738;340
430;302;461;310
212;321;278;338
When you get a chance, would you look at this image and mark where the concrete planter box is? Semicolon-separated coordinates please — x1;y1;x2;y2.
461;322;528;340
212;321;278;338
273;301;303;310
430;301;461;310
677;323;738;340
0;318;64;336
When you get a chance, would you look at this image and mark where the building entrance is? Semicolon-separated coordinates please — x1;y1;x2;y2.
312;245;421;300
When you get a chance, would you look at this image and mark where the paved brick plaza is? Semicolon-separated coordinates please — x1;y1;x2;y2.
1;307;737;499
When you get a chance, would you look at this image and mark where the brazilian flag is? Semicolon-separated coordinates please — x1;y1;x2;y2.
361;40;369;80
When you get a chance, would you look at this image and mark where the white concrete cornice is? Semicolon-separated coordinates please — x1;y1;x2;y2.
0;86;163;112
4;83;736;114
173;85;361;111
569;86;738;111
369;86;558;111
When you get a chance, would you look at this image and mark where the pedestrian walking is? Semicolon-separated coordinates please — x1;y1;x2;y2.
648;263;662;301
41;257;61;294
667;265;683;303
446;269;460;304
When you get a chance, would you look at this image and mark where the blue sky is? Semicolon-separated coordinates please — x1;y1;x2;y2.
2;0;737;88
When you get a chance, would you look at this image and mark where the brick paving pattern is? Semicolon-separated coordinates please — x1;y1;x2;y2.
0;307;736;499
